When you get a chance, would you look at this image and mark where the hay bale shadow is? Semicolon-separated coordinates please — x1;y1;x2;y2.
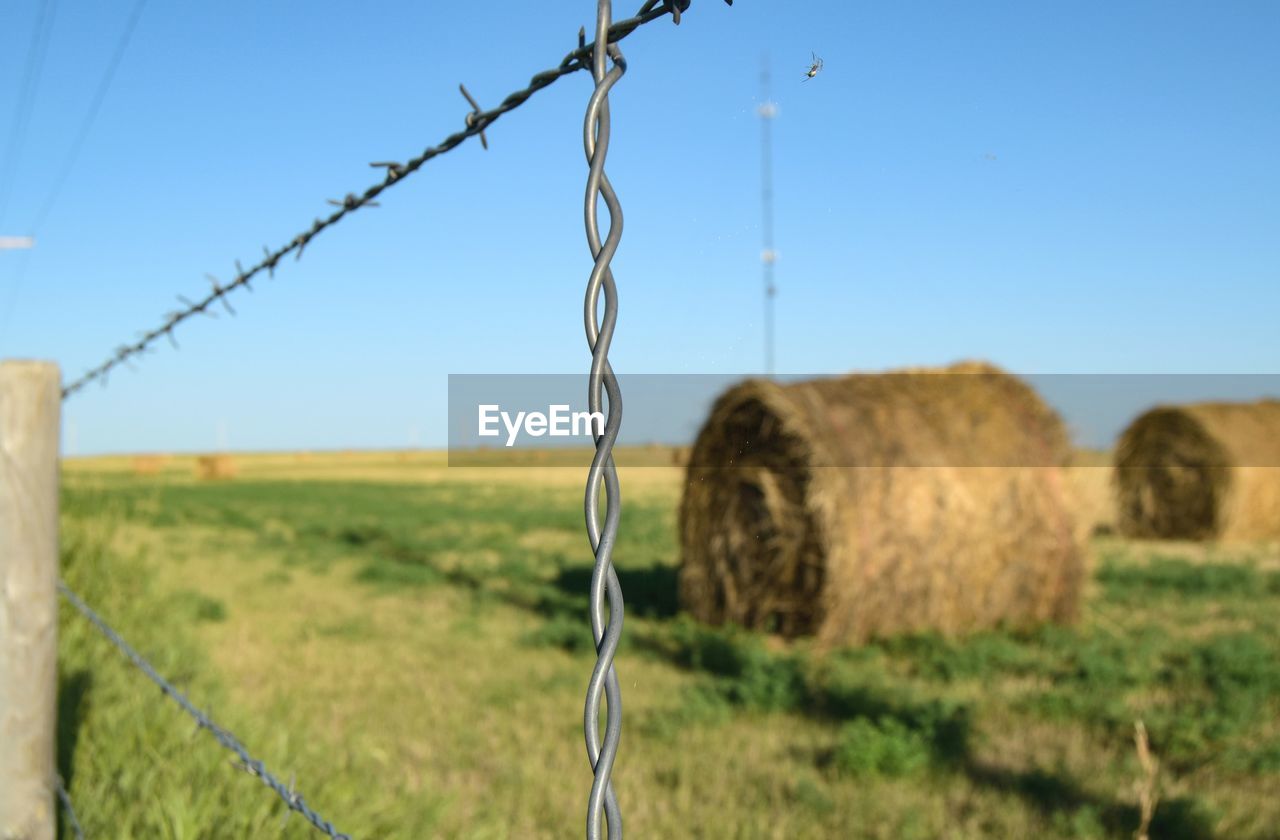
552;563;679;619
964;762;1216;840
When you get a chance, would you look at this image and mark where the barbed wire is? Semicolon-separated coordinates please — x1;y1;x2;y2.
54;775;85;840
59;0;732;400
58;581;354;840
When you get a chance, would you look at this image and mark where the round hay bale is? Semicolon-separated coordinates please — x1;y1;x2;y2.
1114;401;1280;541
131;454;170;476
195;454;237;481
677;362;1083;645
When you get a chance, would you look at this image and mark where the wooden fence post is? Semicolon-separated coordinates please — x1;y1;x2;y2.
0;361;60;840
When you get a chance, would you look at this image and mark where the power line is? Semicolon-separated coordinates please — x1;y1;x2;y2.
31;0;149;235
0;0;58;231
0;0;148;344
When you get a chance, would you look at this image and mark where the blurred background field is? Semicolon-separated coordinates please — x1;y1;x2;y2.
6;0;1275;835
55;449;1280;839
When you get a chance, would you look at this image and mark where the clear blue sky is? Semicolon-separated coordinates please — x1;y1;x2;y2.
1;1;1277;454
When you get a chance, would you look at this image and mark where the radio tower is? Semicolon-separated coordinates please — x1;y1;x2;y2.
758;55;778;377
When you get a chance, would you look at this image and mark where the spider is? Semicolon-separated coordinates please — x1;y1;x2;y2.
803;53;823;81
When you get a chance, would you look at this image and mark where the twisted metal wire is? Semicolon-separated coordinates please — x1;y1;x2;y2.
582;2;627;837
57;582;353;840
60;0;707;401
54;775;85;840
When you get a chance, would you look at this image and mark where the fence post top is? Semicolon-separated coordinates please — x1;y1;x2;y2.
0;359;60;377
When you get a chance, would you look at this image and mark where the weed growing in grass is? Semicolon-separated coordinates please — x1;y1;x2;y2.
312;616;378;641
1047;804;1106;838
1223;740;1280;774
261;568;292;586
661;617;807;711
878;630;1042;682
1189;633;1280;713
1003;616;1280;770
1146;631;1280;767
649;618;974;769
1016;629;1157;732
788;775;836;815
1098;553;1280;601
639;683;733;741
521;613;595;654
355;558;446;588
834;717;932;777
169;590;228;623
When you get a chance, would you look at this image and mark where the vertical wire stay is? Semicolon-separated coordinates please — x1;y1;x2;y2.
581;0;626;837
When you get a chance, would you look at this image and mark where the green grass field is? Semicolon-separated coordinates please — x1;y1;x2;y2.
54;454;1280;838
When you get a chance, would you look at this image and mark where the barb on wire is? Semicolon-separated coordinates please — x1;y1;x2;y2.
327;194;377;209
582;2;627;837
60;0;729;401
55;775;85;840
207;275;236;315
58;582;354;840
458;85;489;150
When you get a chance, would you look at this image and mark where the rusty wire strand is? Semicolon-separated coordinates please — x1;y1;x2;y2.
59;0;709;400
582;1;627;837
58;582;353;840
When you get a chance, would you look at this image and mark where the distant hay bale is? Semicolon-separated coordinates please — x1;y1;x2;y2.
1114;401;1280;541
678;362;1083;645
131;454;170;476
195;455;237;480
